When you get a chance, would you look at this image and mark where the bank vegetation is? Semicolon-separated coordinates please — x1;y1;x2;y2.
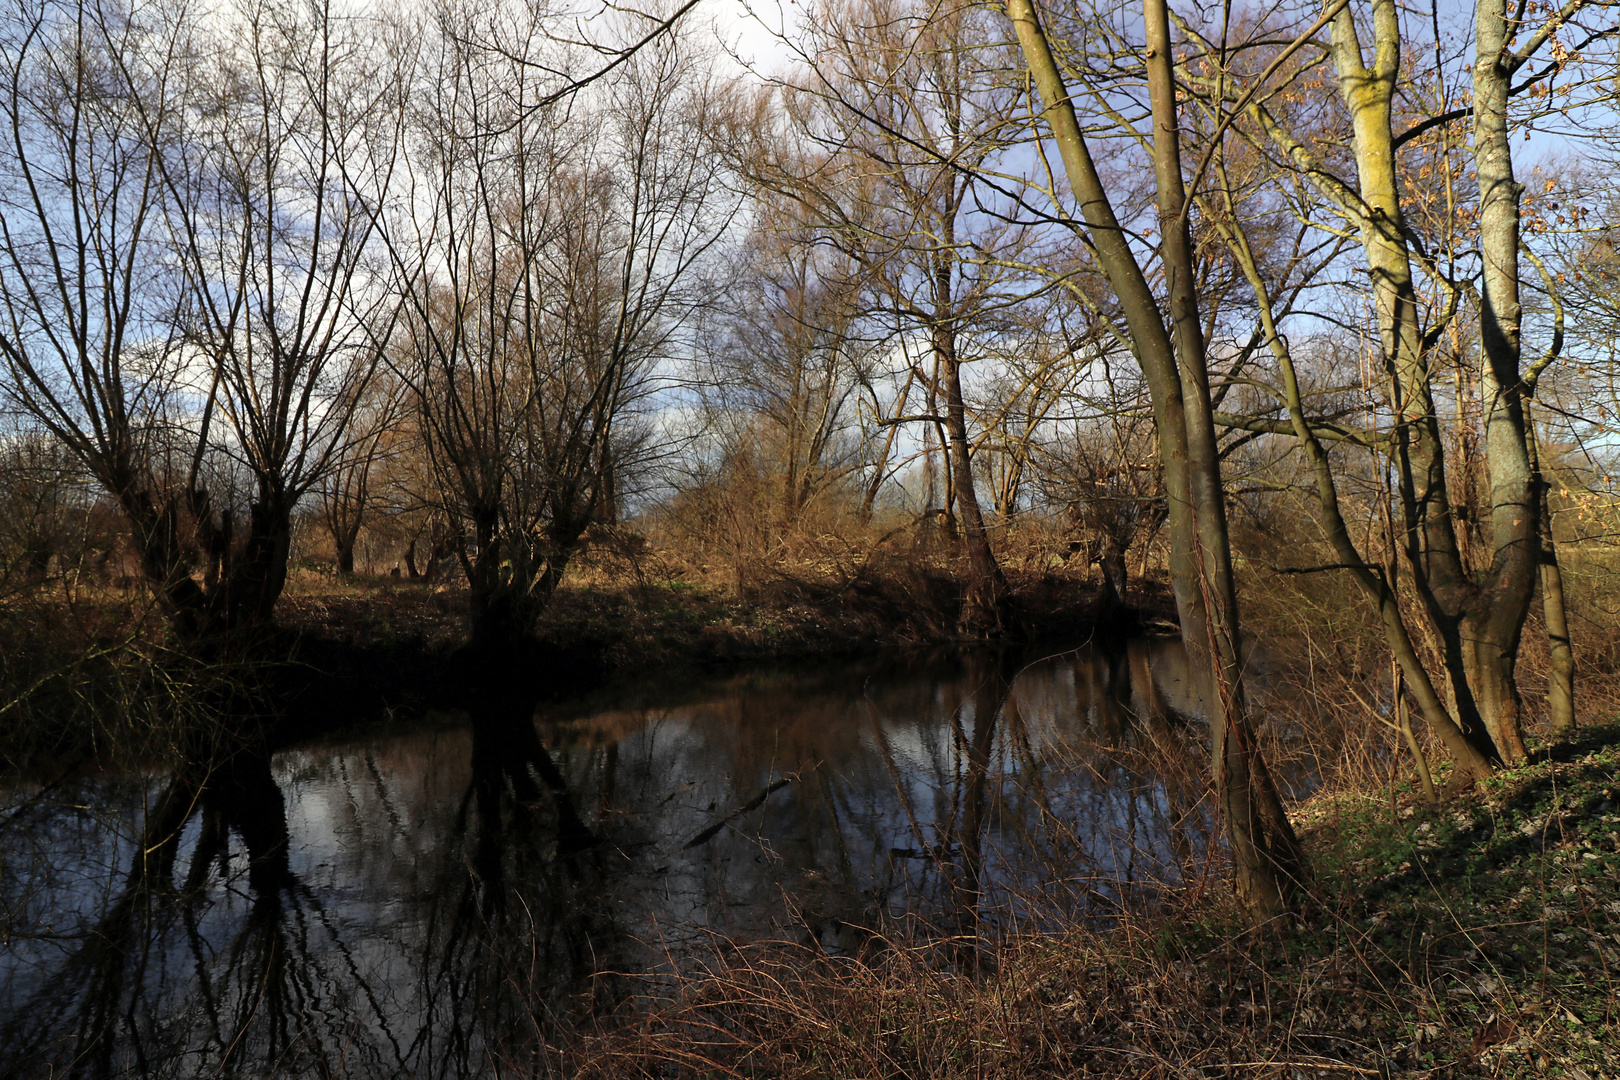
0;0;1618;1038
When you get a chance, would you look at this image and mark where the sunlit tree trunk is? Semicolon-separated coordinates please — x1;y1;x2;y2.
1467;0;1539;762
1004;0;1308;919
1526;404;1576;732
1323;4;1494;752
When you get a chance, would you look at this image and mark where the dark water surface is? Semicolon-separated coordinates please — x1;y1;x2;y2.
0;640;1262;1078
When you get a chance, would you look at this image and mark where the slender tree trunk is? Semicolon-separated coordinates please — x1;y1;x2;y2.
924;360;955;530
1394;669;1439;804
935;324;1008;635
861;368;916;522
1144;0;1306;914
1526;405;1576;731
1540;517;1576;733
1005;0;1307;918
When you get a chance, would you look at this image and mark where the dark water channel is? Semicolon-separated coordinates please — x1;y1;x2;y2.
0;639;1282;1078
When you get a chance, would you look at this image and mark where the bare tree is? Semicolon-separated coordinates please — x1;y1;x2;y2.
385;0;733;648
1031;355;1165;615
0;0;212;631
1166;0;1616;767
0;0;405;636
698;212;871;541
733;0;1040;634
0;419;90;586
165;0;406;629
318;372;406;575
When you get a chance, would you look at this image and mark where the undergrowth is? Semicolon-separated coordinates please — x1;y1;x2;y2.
557;724;1620;1079
0;597;245;773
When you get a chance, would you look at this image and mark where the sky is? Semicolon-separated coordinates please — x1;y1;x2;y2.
710;0;798;72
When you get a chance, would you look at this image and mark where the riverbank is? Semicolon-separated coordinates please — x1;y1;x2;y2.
267;564;1174;738
0;563;1169;771
277;563;1175;669
561;724;1620;1079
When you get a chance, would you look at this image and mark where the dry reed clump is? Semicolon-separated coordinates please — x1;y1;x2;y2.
559;925;1239;1080
553;902;1468;1079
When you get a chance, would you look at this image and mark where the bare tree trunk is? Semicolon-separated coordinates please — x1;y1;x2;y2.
935;325;1008;635
223;492;295;633
1540;516;1576;733
860;367;915;522
1097;531;1128;615
1322;4;1496;757
1244;0;1538;766
1468;0;1539;763
1004;0;1307;919
336;530;359;576
1143;0;1305;915
1526;405;1575;732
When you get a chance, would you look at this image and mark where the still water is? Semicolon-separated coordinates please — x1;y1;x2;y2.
0;640;1258;1078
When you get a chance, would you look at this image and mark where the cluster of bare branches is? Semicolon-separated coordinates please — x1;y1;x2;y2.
0;0;733;644
4;0;1620;919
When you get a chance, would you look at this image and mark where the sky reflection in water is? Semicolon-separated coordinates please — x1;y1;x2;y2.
0;639;1264;1078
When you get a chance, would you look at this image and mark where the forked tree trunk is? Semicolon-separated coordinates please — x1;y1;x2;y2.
1255;0;1534;766
1467;0;1542;763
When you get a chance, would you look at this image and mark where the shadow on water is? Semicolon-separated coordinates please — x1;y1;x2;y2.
0;637;1296;1077
0;723;612;1075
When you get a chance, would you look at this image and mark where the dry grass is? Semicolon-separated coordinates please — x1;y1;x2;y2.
543;732;1619;1080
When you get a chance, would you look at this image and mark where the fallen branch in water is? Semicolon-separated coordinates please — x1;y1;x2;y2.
682;774;798;850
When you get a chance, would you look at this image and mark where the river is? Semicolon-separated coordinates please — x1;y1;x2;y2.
0;638;1298;1078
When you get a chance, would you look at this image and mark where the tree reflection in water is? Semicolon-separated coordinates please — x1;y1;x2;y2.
0;717;609;1077
0;640;1297;1077
0;745;417;1077
411;687;618;1075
